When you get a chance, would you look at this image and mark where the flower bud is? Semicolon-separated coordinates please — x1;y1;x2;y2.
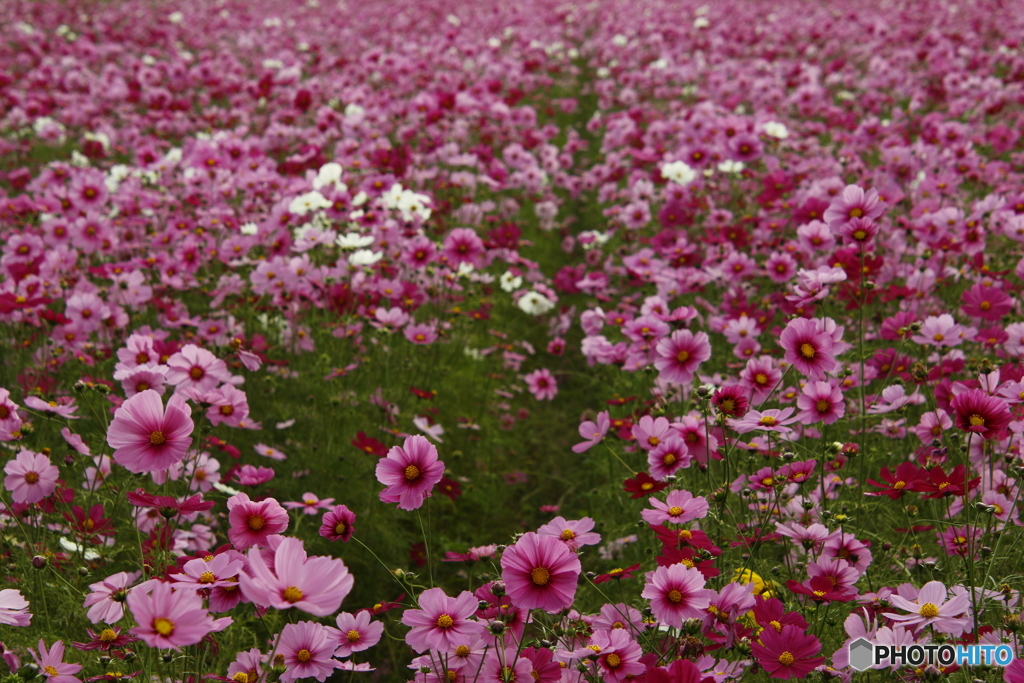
31;556;47;569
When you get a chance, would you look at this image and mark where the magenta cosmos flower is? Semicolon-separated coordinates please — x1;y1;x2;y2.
750;624;824;679
780;318;836;380
4;450;59;504
501;532;581;613
641;563;711;627
524;368;558;401
106;390;193;473
950;389;1012;440
226;492;289;550
127;580;224;649
333;611;383;657
654;330;712;385
319;504;356;542
822;184;885;231
375;435;445;511
401;587;486;653
240;537;353;617
29;640;81;683
165;344;231;393
276;621;342;683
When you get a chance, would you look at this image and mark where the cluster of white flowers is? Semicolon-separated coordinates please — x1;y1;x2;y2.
382;183;432;222
660;160;698;186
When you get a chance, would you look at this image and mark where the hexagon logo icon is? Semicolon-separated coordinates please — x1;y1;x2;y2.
849;638;874;671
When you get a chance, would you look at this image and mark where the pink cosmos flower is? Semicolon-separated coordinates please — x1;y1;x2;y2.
572;411;610;453
227;648;264;683
83;571;139;624
113;363;169;398
524;368;558;401
106;390;194;473
537;516;601;552
822;184;884;231
728;407;800;435
284;492;336;515
234;465;275;485
375;435;445;511
239;536;353;617
632;415;673;451
883;580;971;635
0;589;31;626
911;314;964;348
204;385;250;427
165;344;231;393
641;563;711;627
24;396;80;420
441;228;485;268
588;628;644;682
4;450;59;504
29;640;81;683
170;552;246;592
647;438;692;480
333;611;383;657
401;587;487;653
780;318;836;380
501;532;581;613
127;580;226;649
795;381;845;425
404;322;438;345
319;505;356;542
654;330;711;385
276;621;342;683
640;489;709;525
226;492;289;550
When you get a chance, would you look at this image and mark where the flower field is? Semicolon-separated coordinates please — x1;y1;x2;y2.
3;0;1024;680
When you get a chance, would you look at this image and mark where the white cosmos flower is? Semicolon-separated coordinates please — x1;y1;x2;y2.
336;232;374;249
288;191;331;216
500;271;523;292
517;291;555;315
660;161;697;186
349;249;382;266
763;121;789;139
313;162;345;191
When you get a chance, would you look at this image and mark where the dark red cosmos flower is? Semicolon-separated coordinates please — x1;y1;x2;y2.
0;293;52;313
593;564;642;584
72;626;138;651
357;594;406;616
711;385;750;418
125;490;215;516
518;647;563;683
650;524;722;556
950;389;1012;440
656;546;720;580
751;595;808;633
409;386;436;400
918;465;980;499
624;472;668;498
87;673;141;682
63;504;114;542
437;476;462;501
207;436;241;459
351;431;388;457
865;462;928;499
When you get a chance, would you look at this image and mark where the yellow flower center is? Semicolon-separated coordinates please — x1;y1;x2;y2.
769;620;782;632
199;571;216;584
969;415;984;427
455;645;470;656
933;333;945;342
605;654;621;668
759;416;777;426
663;453;677;465
189;367;205;380
149;431;166;445
334;522;347;535
816;400;829;412
531;567;551;585
247;515;265;531
404;465;420;480
347;630;361;643
561;529;576;540
283;586;303;603
755;373;768;385
920;603;939;618
437;614;455;629
44;667;60;677
25;472;40;484
778;652;795;666
894;481;906;489
296;649;311;663
849;208;863;218
676;350;689;362
799;343;815;359
153;617;174;636
667;589;683;603
99;629;118;642
668;506;684;516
